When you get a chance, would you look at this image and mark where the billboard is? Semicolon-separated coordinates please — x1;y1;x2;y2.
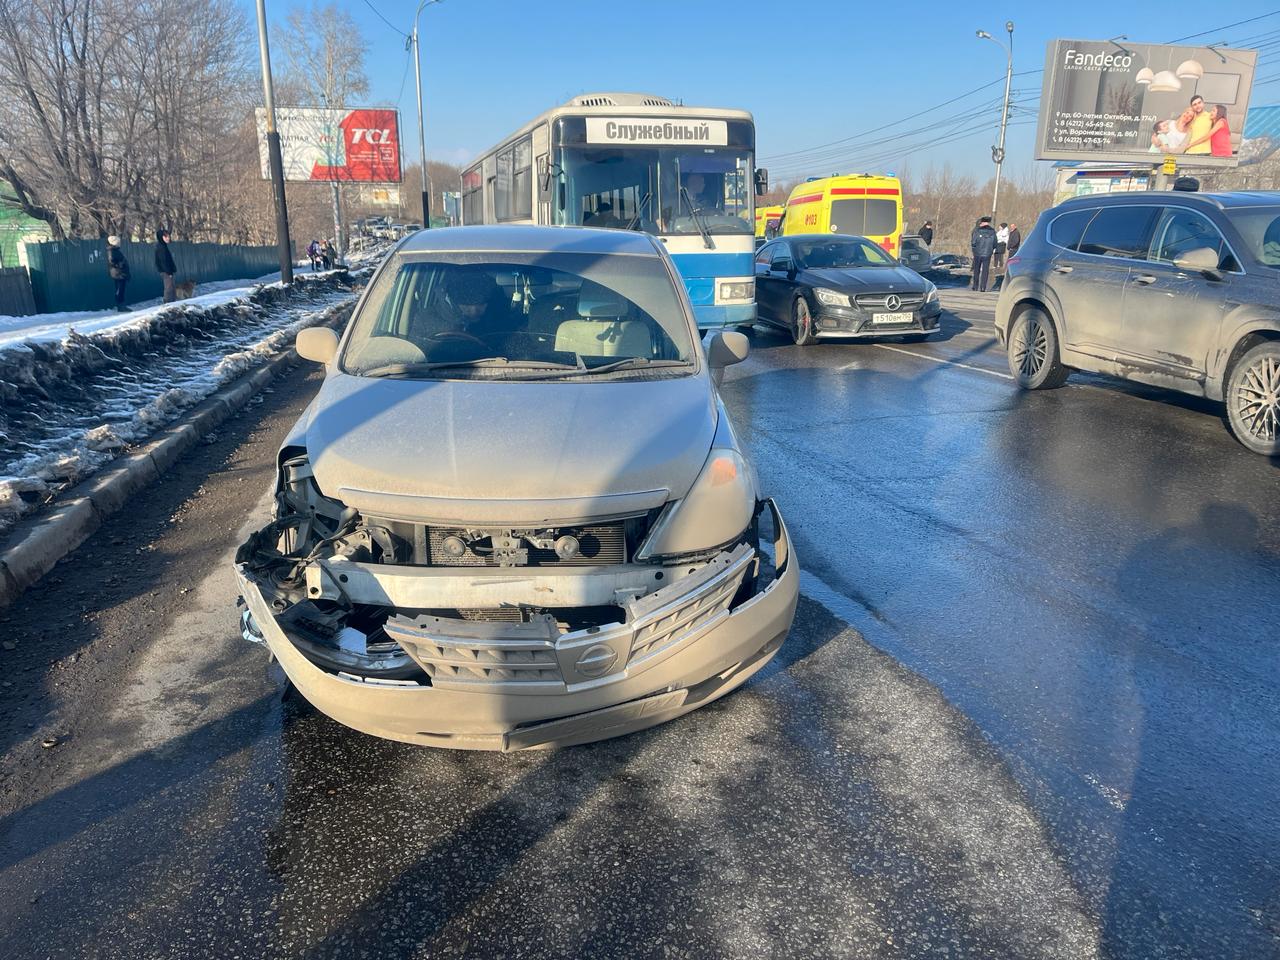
256;107;402;182
1035;40;1258;167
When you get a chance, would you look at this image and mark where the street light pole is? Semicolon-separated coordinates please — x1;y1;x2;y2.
255;0;293;283
319;93;344;261
410;0;443;228
977;21;1014;221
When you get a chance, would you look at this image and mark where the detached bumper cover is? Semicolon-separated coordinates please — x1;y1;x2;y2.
235;500;799;750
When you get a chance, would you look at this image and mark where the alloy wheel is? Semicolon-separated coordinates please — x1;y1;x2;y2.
1235;354;1280;443
1013;317;1048;379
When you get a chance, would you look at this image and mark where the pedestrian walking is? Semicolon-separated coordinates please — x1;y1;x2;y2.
307;239;321;271
154;228;178;303
1007;223;1021;257
919;220;934;246
993;222;1010;271
322;238;337;270
106;235;131;312
970;216;996;293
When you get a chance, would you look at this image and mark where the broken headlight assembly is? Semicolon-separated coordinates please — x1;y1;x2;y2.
635;447;757;562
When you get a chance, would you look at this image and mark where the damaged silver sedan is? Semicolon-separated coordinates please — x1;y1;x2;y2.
235;225;798;749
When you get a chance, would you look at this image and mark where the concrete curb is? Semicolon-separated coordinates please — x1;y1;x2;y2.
0;308;349;610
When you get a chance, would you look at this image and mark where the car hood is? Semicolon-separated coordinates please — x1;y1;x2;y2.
304;371;717;525
801;265;925;291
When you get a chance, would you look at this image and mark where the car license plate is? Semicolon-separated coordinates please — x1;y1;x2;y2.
872;312;912;325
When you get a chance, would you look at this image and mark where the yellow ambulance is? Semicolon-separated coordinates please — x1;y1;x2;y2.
755;204;784;241
780;174;903;257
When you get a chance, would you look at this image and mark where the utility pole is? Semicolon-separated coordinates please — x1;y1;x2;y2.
410;0;443;228
255;0;293;284
977;21;1014;221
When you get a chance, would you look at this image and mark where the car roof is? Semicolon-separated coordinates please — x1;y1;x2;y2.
1054;190;1280;212
772;233;873;242
397;224;662;256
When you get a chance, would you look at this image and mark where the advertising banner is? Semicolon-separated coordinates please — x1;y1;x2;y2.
1035;40;1258;167
256;107;402;182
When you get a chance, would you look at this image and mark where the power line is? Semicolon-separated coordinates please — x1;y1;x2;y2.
1168;10;1280;43
361;0;408;38
759;76;1006;162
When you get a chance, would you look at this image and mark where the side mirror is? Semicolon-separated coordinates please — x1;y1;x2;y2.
707;330;750;369
771;256;793;274
1174;247;1222;278
296;327;339;364
754;167;769;196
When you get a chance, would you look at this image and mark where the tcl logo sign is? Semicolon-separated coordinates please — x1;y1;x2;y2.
351;128;392;144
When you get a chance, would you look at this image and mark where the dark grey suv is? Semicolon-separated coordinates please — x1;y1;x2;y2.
995;192;1280;456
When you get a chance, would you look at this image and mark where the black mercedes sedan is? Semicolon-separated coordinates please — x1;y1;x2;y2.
753;234;941;344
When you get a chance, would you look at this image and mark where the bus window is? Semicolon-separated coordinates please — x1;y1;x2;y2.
829;198;897;236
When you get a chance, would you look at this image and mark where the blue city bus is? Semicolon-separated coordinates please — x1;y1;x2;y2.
460;92;763;330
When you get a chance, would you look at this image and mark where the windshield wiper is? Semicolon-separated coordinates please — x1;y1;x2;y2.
574;357;691;376
679;186;714;250
625;191;652;232
359;357;579;378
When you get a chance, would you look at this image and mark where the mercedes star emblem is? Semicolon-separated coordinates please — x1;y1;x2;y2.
885;294;901;311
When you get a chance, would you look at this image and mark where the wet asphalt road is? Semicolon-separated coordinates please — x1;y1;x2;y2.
0;292;1277;958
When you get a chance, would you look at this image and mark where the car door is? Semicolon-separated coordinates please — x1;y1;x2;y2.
1054;204;1159;359
754;241;781;323
1119;206;1233;383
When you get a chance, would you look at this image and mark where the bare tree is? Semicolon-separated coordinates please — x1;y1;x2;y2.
0;0;256;240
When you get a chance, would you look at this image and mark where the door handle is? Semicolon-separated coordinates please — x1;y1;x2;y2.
1132;274;1158;285
1052;264;1073;274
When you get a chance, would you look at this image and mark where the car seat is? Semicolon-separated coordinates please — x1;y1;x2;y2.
553;282;652;357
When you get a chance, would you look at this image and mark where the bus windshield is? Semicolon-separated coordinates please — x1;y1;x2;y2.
559;145;753;236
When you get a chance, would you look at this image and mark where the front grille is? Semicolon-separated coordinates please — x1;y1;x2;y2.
855;293;925;310
426;523;627;567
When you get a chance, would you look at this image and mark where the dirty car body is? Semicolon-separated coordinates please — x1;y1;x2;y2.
235;225;798;749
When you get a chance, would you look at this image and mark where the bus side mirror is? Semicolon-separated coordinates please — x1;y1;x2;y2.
754;168;769;197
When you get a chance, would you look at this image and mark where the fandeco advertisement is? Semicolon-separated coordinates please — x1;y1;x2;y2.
1035;39;1258;167
256;107;402;183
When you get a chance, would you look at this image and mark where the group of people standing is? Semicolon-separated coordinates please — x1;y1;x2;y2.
104;229;180;313
969;216;1020;293
1150;94;1233;158
307;239;338;272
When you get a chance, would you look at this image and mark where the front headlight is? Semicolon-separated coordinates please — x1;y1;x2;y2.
717;280;754;302
814;287;851;307
636;448;756;561
923;281;939;305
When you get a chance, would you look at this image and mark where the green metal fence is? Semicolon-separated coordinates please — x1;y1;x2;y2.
23;239;282;313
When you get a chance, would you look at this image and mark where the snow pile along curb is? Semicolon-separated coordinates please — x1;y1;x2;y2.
0;295;356;609
0;271;366;532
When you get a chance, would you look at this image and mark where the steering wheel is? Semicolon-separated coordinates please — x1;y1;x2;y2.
428;330;489;347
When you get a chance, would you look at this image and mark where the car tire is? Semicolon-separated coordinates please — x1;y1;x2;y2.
792;296;817;346
1007;308;1069;389
1225;341;1280;456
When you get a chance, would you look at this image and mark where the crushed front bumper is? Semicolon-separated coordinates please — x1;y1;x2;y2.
235;500;798;750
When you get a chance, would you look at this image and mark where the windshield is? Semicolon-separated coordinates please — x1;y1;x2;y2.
793;238;896;268
1223;207;1280;267
559;145;753;236
342;253;697;380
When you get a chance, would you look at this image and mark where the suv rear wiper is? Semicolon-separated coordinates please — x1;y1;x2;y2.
680;187;714;250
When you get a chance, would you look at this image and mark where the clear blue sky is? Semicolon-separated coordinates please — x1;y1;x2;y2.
251;0;1280;182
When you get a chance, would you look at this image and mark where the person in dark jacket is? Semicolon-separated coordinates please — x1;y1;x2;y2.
1007;223;1022;256
154;229;177;303
919;220;934;246
970;216;997;292
106;235;131;312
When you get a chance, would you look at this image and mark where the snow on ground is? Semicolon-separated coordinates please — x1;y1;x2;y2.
0;250;385;533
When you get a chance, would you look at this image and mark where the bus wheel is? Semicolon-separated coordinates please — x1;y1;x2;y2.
792;297;817;346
